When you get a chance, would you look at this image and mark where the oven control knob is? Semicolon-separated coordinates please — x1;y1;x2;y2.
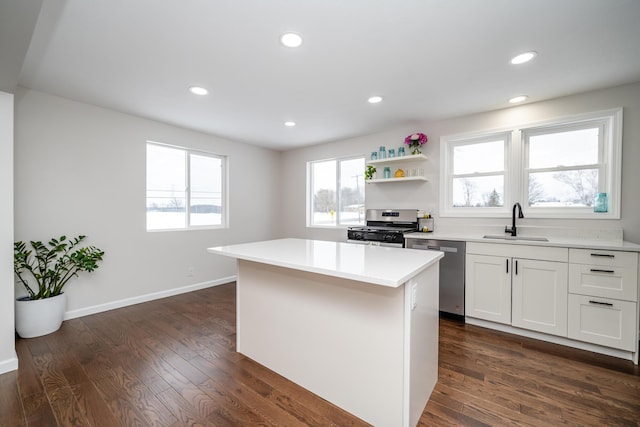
354;232;364;240
384;234;395;242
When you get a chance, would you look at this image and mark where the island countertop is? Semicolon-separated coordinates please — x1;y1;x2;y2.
207;238;443;288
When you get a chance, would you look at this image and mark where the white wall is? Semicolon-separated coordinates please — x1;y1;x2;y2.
14;88;282;316
281;81;640;244
0;91;17;374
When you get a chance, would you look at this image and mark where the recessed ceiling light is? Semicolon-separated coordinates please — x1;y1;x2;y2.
509;95;528;103
368;96;383;104
510;51;537;65
280;32;303;48
284;121;296;127
189;86;208;95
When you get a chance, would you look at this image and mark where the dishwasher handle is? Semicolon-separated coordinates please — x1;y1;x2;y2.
411;244;458;253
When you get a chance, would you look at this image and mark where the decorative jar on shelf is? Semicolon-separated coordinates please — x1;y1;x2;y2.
383;167;391;179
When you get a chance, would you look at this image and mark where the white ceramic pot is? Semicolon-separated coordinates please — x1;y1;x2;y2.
15;292;67;338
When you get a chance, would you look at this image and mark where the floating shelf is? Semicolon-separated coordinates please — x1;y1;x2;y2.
367;154;427;166
366;154;428;183
366;176;428;184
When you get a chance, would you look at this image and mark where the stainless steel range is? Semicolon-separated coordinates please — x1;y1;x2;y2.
347;209;419;248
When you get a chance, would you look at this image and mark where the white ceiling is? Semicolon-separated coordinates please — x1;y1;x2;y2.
9;0;640;150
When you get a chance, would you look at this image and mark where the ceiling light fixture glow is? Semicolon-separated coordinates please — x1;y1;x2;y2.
510;51;537;65
509;95;528;103
189;86;208;95
368;96;383;104
284;121;296;127
280;32;303;48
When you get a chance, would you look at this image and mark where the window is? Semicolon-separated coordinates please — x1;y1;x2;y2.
308;156;365;227
146;142;226;230
522;120;611;217
449;133;509;209
440;108;622;218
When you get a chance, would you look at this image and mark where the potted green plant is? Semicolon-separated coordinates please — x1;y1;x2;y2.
14;235;104;338
365;165;377;180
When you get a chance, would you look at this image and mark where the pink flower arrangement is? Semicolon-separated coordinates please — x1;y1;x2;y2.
404;132;428;154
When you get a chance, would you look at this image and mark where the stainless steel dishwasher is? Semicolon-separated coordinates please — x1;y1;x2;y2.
406;238;465;320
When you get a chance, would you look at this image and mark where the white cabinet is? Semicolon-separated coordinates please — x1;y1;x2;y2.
466;254;511;324
567;294;637;351
567;248;638;351
366;154;428;183
465;243;568;336
466;242;640;362
512;259;568;336
568;248;638;301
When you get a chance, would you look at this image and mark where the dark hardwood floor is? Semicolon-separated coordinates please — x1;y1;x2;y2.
1;282;639;426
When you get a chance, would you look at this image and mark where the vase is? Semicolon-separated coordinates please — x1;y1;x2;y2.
411;147;421;155
15;292;67;338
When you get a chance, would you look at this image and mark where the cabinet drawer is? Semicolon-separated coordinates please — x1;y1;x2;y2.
569;264;638;302
567;294;637;351
569;248;638;268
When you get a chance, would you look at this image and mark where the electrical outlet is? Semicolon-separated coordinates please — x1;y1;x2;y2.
411;283;417;310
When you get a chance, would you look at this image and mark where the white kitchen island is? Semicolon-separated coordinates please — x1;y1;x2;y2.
207;238;443;427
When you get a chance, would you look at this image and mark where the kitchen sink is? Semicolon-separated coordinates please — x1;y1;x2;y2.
483;235;549;242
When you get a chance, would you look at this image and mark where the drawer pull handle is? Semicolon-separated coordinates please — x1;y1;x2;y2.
590;268;615;274
589;300;614;307
590;253;614;258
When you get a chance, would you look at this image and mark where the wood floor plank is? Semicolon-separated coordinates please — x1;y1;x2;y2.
62;362;124;427
110;364;179;427
189;355;306;427
21;391;58;427
0;371;26;427
91;369;155;427
30;351;92;427
155;386;214;427
2;282;639;426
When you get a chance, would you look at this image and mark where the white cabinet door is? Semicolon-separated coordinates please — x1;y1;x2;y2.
567;294;637;351
466;254;511;324
512;259;568;336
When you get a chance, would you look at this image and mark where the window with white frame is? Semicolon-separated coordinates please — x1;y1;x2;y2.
146;142;226;230
440;108;622;218
308;156;365;227
523;119;613;216
448;133;510;210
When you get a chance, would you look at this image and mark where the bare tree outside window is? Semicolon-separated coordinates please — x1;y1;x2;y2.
553;170;598;207
313;189;336;213
528;175;545;205
462;179;476;207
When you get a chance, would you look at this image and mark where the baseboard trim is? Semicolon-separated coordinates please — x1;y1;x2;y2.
465;316;636;363
0;352;19;374
64;276;237;320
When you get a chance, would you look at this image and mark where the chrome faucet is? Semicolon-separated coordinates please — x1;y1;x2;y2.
505;202;524;236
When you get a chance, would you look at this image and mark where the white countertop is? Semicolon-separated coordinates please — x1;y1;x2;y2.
207;238;443;288
405;231;640;252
